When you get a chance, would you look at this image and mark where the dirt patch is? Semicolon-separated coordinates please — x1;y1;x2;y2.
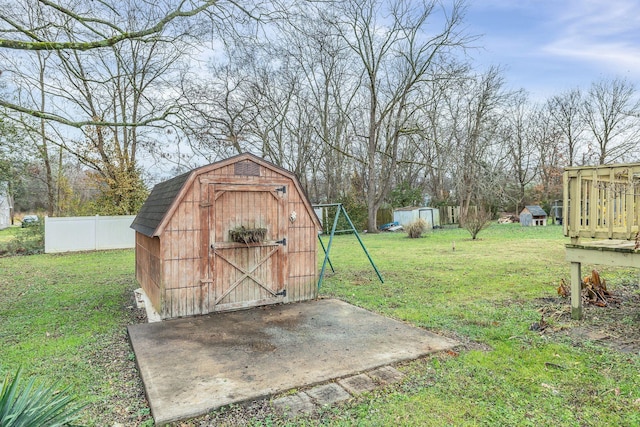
428;329;493;352
535;280;640;354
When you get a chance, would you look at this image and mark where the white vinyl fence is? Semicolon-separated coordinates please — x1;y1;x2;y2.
45;215;136;253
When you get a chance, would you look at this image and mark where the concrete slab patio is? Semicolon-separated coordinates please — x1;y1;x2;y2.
128;298;458;425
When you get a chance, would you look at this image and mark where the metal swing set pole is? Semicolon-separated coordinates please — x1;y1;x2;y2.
315;203;384;289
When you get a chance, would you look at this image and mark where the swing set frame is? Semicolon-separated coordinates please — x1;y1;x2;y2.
314;203;384;289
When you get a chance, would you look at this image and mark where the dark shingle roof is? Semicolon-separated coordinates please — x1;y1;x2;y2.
524;205;547;217
130;170;191;237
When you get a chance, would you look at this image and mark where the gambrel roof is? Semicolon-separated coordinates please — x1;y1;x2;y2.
130;171;190;237
131;153;320;237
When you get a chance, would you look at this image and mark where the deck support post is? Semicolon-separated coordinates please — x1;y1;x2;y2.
570;261;582;320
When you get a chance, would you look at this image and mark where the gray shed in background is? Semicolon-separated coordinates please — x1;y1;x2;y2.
393;207;440;229
519;205;548;227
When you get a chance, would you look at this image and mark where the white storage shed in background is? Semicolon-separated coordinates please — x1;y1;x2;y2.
393;207;440;229
0;182;11;230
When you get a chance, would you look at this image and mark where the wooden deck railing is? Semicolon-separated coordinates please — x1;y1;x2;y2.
563;162;640;243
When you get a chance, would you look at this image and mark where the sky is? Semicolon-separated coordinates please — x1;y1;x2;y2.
463;0;640;100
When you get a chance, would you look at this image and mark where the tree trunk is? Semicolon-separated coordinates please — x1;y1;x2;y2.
38;53;55;217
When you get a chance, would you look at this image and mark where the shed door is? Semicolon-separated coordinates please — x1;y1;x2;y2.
208;184;287;311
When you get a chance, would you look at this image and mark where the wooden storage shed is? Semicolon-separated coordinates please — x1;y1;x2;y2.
131;153;321;319
519;205;548;227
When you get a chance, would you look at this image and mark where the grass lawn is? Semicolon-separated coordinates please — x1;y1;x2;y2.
0;224;638;426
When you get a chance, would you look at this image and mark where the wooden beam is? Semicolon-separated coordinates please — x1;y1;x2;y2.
607;168;614;238
626;170;634;236
563;170;569;238
566;241;640;320
570;261;582;320
589;169;597;237
572;170;582;242
566;246;640;268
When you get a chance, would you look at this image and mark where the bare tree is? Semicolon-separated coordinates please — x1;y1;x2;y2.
500;91;540;213
329;0;471;231
583;77;640;165
547;88;584;166
182;5;360;202
179;57;259;161
0;0;253;128
0;0;219;51
460;206;492;240
450;67;506;220
0;117;22;222
0;0;238;213
282;11;359;202
175;0;476;215
52;35;190;213
415;72;461;205
10;51;59;216
533;104;563;205
0;4;64;216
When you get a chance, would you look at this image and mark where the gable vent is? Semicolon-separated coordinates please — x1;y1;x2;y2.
234;160;260;176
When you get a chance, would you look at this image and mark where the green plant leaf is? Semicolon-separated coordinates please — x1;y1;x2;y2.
0;366;84;427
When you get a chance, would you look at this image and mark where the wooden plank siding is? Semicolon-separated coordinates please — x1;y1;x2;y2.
133;153;321;319
160;179;203;318
135;233;162;313
285;193;318;302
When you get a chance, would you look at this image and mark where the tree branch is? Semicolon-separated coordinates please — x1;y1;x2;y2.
0;98;176;128
0;0;219;51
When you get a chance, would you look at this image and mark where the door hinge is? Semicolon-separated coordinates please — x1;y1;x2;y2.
276;289;287;297
276;238;287;246
276;185;286;194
